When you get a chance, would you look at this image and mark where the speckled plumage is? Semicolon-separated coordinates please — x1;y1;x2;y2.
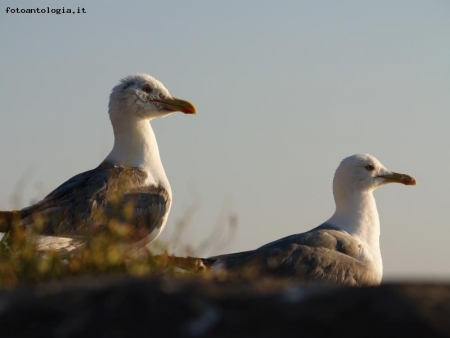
0;73;196;252
19;161;170;241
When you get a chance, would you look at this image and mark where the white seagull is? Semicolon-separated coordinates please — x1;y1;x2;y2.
204;154;416;286
0;73;196;253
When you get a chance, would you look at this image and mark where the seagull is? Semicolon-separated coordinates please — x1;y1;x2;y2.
0;73;196;253
203;154;416;286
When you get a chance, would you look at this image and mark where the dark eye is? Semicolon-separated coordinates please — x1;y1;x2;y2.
142;84;153;94
365;165;375;171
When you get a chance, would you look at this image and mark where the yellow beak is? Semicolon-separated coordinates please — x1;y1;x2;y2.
377;172;417;186
151;97;196;115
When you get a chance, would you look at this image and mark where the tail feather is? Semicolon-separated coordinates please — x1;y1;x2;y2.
200;257;216;269
156;255;211;271
0;211;20;233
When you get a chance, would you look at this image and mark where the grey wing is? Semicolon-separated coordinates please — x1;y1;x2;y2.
270;244;378;286
209;228;377;286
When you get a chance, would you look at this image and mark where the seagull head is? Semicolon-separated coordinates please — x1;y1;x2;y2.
109;73;196;121
333;154;417;193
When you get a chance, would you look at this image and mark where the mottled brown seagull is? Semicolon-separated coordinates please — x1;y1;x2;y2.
0;73;196;253
204;154;416;286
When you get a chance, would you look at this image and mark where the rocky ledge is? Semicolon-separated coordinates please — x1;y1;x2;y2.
0;276;449;338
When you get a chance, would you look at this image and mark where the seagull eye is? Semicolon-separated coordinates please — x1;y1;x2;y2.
365;165;375;171
142;85;153;94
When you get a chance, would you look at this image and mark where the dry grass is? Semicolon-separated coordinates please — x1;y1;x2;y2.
0;220;208;289
0;177;240;288
0;199;240;289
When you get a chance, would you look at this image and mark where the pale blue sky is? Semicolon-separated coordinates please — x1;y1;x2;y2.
1;1;449;280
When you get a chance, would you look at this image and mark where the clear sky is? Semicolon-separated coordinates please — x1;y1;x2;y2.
1;1;449;280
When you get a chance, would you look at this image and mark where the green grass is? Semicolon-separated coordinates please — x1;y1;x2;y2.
0;221;208;288
0;187;239;288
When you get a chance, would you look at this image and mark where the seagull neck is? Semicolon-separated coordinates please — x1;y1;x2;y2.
105;117;166;176
328;188;380;246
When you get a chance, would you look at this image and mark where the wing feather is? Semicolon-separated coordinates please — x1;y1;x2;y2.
208;225;377;286
18;163;171;243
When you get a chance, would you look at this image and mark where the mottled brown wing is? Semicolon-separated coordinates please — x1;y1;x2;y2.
18;163;170;241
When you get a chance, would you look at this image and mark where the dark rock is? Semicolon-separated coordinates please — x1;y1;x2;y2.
0;276;449;338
